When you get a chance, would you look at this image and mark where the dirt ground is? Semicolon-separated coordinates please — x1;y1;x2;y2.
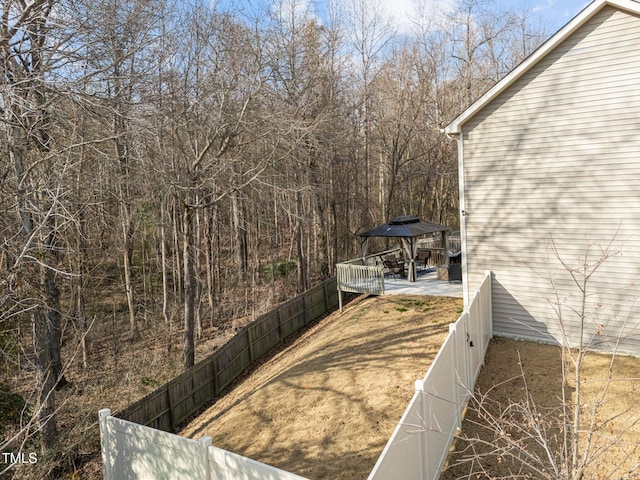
442;337;640;480
181;294;463;480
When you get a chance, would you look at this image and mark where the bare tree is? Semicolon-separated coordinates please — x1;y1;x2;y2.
443;0;519;107
444;240;640;480
74;0;169;340
372;45;434;220
1;0;65;453
343;0;396;228
146;3;270;369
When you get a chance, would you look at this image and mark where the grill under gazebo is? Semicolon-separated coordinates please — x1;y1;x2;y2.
359;216;450;282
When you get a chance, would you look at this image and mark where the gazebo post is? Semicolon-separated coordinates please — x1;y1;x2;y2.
361;237;369;260
442;230;449;265
408;237;417;282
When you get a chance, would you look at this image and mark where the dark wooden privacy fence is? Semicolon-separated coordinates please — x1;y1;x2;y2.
116;277;339;432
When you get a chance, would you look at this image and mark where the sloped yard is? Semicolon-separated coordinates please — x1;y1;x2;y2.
181;294;463;479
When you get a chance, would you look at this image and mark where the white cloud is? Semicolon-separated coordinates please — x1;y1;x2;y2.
532;0;556;14
272;0;318;27
379;0;416;32
378;0;455;35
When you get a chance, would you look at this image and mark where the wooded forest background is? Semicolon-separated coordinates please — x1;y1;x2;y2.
1;0;552;477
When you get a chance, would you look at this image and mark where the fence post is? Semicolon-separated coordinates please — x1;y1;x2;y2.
99;408;113;480
336;266;342;303
478;277;487;360
247;327;255;363
212;356;219;397
415;379;429;480
277;307;284;342
303;292;310;326
323;279;329;312
484;270;493;340
167;385;176;432
449;322;463;432
198;436;212;480
463;312;472;397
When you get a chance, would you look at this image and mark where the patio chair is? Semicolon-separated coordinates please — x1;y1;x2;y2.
383;259;405;279
414;249;431;271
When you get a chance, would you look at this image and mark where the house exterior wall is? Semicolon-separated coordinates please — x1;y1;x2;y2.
459;6;640;353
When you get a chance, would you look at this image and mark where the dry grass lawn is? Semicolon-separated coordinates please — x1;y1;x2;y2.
181;294;463;479
442;337;640;479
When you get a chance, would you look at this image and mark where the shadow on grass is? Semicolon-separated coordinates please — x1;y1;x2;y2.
183;295;463;479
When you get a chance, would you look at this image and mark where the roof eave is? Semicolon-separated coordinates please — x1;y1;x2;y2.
444;0;640;135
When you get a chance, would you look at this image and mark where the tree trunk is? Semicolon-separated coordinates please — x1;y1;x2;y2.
232;192;248;282
77;278;89;371
122;210;138;340
295;189;309;292
44;264;68;389
173;200;182;296
33;308;58;450
194;197;203;338
160;197;170;324
9;138;59;449
205;205;217;326
182;205;195;370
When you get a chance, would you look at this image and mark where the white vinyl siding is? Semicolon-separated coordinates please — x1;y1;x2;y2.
461;6;640;353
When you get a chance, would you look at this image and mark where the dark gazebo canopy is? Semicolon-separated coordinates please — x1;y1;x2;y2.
359;215;450;282
359;215;448;239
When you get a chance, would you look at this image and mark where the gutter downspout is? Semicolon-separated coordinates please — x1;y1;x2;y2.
443;129;470;307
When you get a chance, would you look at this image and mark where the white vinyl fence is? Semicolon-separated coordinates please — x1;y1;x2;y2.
99;271;492;480
99;409;309;480
367;270;492;480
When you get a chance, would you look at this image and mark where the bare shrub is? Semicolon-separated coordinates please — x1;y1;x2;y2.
444;240;640;480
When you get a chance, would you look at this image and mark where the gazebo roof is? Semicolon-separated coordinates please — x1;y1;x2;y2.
359;216;449;238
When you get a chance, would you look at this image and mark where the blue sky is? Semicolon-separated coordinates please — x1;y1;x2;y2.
317;0;596;37
531;0;593;30
217;0;596;37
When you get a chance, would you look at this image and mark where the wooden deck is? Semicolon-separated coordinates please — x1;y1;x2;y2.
337;250;463;307
383;268;463;297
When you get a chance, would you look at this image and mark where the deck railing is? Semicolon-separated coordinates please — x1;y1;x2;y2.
336;248;401;308
419;235;461;259
336;263;384;305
